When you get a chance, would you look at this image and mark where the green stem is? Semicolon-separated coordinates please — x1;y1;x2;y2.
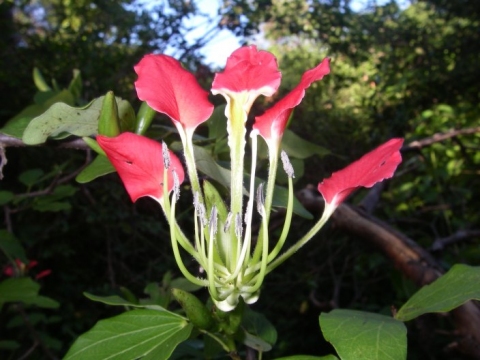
267;175;294;262
266;203;336;274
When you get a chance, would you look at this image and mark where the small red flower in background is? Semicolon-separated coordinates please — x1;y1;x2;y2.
318;138;404;208
3;259;51;280
211;45;282;97
253;58;330;146
97;132;185;203
134;54;214;133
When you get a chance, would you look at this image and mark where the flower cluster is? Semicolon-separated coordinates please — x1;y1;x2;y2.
97;46;403;311
3;259;51;280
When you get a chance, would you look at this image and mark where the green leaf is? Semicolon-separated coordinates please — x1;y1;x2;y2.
396;264;480;322
31;185;77;212
0;278;59;310
271;184;313;219
193;145;232;190
0;230;27;262
33;67;51;91
68;69;82;101
320;309;407;360
0;191;14;206
0;90;75;138
18;169;44;187
118;98;136;132
275;356;338;360
169;277;203;293
63;309;193;360
76;155;115;183
22;95;127;145
240;306;277;352
84;292;166;311
0;340;21;350
281;129;330;159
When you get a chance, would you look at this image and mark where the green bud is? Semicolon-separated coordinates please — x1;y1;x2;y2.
98;91;120;137
134;102;156;135
171;288;214;330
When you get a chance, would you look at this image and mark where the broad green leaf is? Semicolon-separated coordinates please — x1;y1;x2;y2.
281;129;330;159
320;309;407;360
396;264;480;322
0;90;75;138
275;356;338;360
240;306;277;352
63;309;193;360
0;191;14;206
0;278;59;310
22;95;128;144
0;230;27;262
75;155;115;183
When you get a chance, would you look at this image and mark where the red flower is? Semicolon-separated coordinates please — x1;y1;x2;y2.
3;259;51;279
211;45;281;98
134;54;214;132
318;138;404;207
253;58;330;145
97;132;185;202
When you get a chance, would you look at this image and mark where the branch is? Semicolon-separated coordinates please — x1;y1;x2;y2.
430;229;480;251
0;133;90;150
403;126;480;151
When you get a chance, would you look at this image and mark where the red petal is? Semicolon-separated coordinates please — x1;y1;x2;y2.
3;265;14;277
212;45;281;96
318;138;404;206
97;133;185;202
35;269;52;280
134;54;214;131
253;58;330;142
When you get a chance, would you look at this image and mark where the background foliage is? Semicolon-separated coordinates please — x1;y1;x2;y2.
1;0;479;358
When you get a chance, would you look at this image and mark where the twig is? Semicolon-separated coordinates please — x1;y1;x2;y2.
403;126;480;151
430;229;480;251
16;304;58;360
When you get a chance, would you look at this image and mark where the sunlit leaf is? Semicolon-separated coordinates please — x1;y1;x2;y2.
320;309;407;360
22;96;128;144
0;90;75;138
396;264;480;321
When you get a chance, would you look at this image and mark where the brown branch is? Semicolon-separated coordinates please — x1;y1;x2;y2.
0;133;90;150
298;187;480;358
403;126;480;151
430;229;480;251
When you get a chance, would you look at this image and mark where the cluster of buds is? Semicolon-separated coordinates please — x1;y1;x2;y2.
97;46;403;311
